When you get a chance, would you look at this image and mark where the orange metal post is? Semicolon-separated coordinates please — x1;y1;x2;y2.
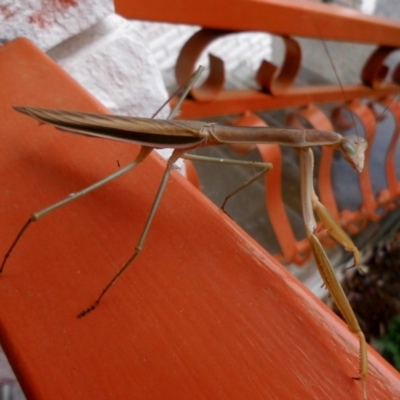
1;38;400;399
115;0;400;118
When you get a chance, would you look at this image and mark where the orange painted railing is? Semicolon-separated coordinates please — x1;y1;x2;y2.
1;36;400;400
116;0;400;266
0;1;400;400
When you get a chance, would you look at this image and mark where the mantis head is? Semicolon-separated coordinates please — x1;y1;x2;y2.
340;136;368;173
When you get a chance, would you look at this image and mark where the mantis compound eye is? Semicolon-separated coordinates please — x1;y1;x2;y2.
341;136;368;173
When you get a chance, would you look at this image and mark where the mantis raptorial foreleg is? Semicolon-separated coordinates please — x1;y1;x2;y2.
312;197;363;272
300;147;367;398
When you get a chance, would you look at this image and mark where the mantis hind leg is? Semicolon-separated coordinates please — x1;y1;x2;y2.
1;146;152;274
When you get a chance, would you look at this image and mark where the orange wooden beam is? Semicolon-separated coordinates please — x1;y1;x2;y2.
115;0;400;46
1;38;400;399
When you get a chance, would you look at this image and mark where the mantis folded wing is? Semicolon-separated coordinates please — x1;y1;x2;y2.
3;103;368;398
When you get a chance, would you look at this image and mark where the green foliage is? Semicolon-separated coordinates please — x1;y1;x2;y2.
378;316;400;371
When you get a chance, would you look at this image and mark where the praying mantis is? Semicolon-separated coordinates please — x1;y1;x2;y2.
1;65;370;398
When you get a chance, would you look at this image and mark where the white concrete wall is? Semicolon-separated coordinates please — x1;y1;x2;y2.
1;0;169;119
